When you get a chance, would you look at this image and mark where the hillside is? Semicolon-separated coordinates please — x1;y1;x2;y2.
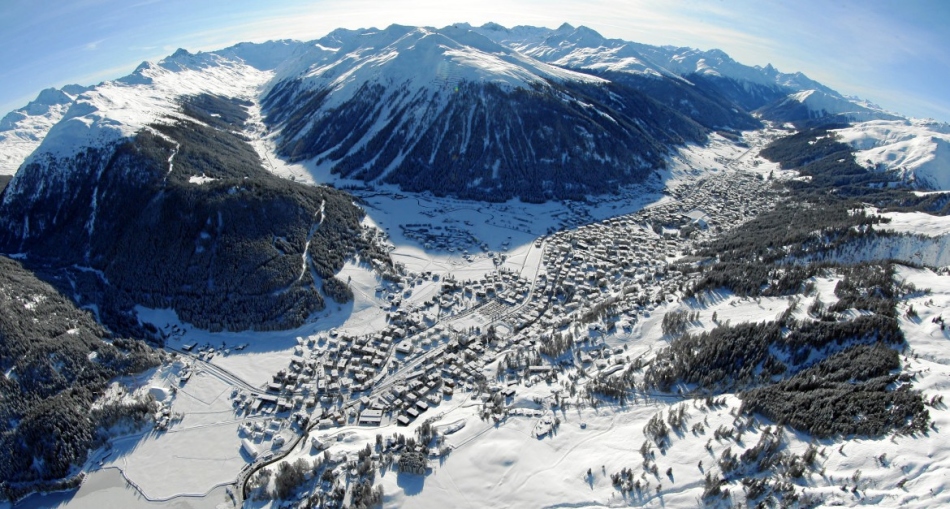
261;25;715;202
0;94;391;336
834;119;950;190
0;255;159;494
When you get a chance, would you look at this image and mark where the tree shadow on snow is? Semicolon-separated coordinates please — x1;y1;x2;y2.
396;471;426;496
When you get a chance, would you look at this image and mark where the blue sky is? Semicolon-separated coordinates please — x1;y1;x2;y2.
1;0;948;121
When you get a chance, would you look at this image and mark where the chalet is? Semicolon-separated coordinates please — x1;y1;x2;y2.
359;409;384;426
253;394;278;412
241;438;258;459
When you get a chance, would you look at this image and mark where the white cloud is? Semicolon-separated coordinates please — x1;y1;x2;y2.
84;39;105;51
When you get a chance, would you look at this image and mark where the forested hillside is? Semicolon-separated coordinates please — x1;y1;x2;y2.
265;77;709;202
0;256;160;495
0;94;392;336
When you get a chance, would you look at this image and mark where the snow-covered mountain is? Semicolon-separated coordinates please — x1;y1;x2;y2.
472;22;902;125
835;119;950;190
260;24;732;201
1;22;906;196
756;88;902;126
0;48;385;336
0;85;89;175
1;23;767;204
0;22;942;335
474;22;831;92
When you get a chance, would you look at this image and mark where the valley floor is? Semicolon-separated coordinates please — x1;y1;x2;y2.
13;128;950;509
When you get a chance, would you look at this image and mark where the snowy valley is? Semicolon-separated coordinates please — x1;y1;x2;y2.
0;21;949;509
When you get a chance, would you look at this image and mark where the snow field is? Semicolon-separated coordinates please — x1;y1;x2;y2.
99;369;247;500
868;206;950;237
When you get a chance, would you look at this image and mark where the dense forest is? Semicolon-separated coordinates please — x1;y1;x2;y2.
592;70;762;132
0;256;160;495
0;94;392;336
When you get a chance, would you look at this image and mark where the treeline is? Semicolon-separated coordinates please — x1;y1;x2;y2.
0;256;160;491
689;201;886;298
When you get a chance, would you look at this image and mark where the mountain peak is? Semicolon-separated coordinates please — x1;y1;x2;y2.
33;88;74;106
479;21;507;32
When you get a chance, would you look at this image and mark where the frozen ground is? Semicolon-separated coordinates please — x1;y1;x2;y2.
101;368;246;500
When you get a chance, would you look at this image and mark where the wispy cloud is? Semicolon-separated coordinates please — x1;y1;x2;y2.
84;39;105;51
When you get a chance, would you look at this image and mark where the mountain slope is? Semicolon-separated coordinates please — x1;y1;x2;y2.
473;22;832;92
473;22;901;124
262;25;710;201
0;85;89;175
0;94;388;335
0;255;159;487
756;89;902;126
835;119;950;190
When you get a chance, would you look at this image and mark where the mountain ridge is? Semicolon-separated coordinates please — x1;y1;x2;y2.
0;22;911;179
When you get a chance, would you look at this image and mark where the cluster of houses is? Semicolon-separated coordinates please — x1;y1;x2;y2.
234;168;775;456
516;172;774;337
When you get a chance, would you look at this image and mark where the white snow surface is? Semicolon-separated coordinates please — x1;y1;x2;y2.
868;206;950;236
835;119;950;190
14;51;271;173
0;86;87;175
272;24;605;112
781;89;901;122
473;22;837;95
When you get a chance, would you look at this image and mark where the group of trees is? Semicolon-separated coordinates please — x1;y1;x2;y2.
741;344;930;437
660;310;698;336
0;256;160;493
